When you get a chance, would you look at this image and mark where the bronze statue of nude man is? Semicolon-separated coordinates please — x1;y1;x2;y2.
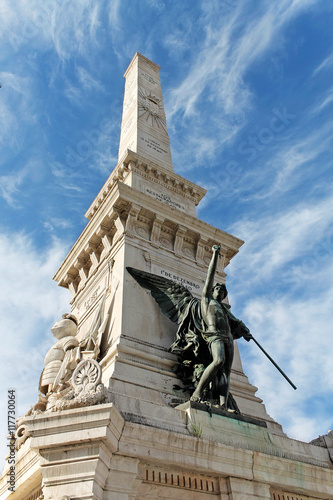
191;244;252;408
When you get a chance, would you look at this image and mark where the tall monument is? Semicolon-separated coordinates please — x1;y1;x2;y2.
1;53;332;500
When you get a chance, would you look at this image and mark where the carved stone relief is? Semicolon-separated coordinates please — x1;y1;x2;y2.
15;291;110;449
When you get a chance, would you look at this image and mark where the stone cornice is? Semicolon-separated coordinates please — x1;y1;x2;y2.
85;150;207;220
53;181;243;290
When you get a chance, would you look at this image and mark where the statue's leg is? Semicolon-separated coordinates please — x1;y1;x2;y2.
191;340;225;401
218;341;234;408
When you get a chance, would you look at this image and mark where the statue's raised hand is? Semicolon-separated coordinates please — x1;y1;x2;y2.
212;244;221;254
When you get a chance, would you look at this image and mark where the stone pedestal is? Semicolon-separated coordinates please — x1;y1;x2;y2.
2;401;332;499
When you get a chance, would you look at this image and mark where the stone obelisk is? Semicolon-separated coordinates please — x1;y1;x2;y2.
1;53;332;500
118;53;173;170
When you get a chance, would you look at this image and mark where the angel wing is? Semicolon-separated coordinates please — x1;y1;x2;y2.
127;267;196;324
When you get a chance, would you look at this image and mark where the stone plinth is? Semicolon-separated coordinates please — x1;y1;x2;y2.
2;401;332;499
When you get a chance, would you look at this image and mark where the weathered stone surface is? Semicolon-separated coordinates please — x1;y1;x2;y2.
1;53;332;500
118;53;174;172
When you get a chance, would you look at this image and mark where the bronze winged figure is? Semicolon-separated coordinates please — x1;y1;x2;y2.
127;245;252;411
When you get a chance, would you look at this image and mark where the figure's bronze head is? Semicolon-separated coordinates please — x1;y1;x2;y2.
213;283;227;301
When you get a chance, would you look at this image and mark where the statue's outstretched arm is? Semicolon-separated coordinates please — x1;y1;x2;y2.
202;245;220;299
224;306;252;341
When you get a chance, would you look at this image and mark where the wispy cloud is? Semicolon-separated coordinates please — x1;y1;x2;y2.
228;192;333;285
0;72;34;150
168;1;319;119
238;280;333;441
77;66;104;92
249;125;333;200
227;188;333;440
0;169;28;207
0;158;44;208
0;230;70;465
311;86;333;114
108;0;122;26
63;66;104;105
0;0;104;61
43;218;72;232
312;51;333;77
164;0;322;171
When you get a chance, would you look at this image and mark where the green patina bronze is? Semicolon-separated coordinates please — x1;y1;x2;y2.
127;245;252;412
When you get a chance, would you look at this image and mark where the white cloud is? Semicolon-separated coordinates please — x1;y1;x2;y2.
312;86;333;114
167;1;319;120
228;193;333;284
238;281;333;441
77;66;103;92
43;218;72;232
312;51;333;77
0;230;71;466
227;188;333;440
165;0;322;171
0;169;28;207
197;113;333;212
108;0;121;26
0;0;104;61
251;126;333;200
0;156;46;207
0;72;34;150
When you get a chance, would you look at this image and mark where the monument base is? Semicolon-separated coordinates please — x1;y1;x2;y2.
1;401;332;500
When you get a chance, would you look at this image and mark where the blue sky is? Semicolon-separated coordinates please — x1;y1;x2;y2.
1;0;333;463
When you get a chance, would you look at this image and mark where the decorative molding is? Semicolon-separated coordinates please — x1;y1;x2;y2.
54;178;242;292
53;359;107;411
15;421;31;450
84;150;206;221
22;486;43;500
271;489;323;500
143;465;218;493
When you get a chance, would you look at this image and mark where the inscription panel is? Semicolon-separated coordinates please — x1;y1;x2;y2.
151;265;203;294
138;130;171;168
143;185;186;212
141;136;168;153
160;270;201;292
84;286;101;310
124;91;136;112
140;72;157;86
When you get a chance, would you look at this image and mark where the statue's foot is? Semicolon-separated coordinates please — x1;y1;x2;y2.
190;395;201;403
220;403;236;413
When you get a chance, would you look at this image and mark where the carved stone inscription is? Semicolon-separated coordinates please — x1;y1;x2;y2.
144;187;186;212
141;72;157;85
140;136;168;154
84;287;100;310
160;269;201;292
